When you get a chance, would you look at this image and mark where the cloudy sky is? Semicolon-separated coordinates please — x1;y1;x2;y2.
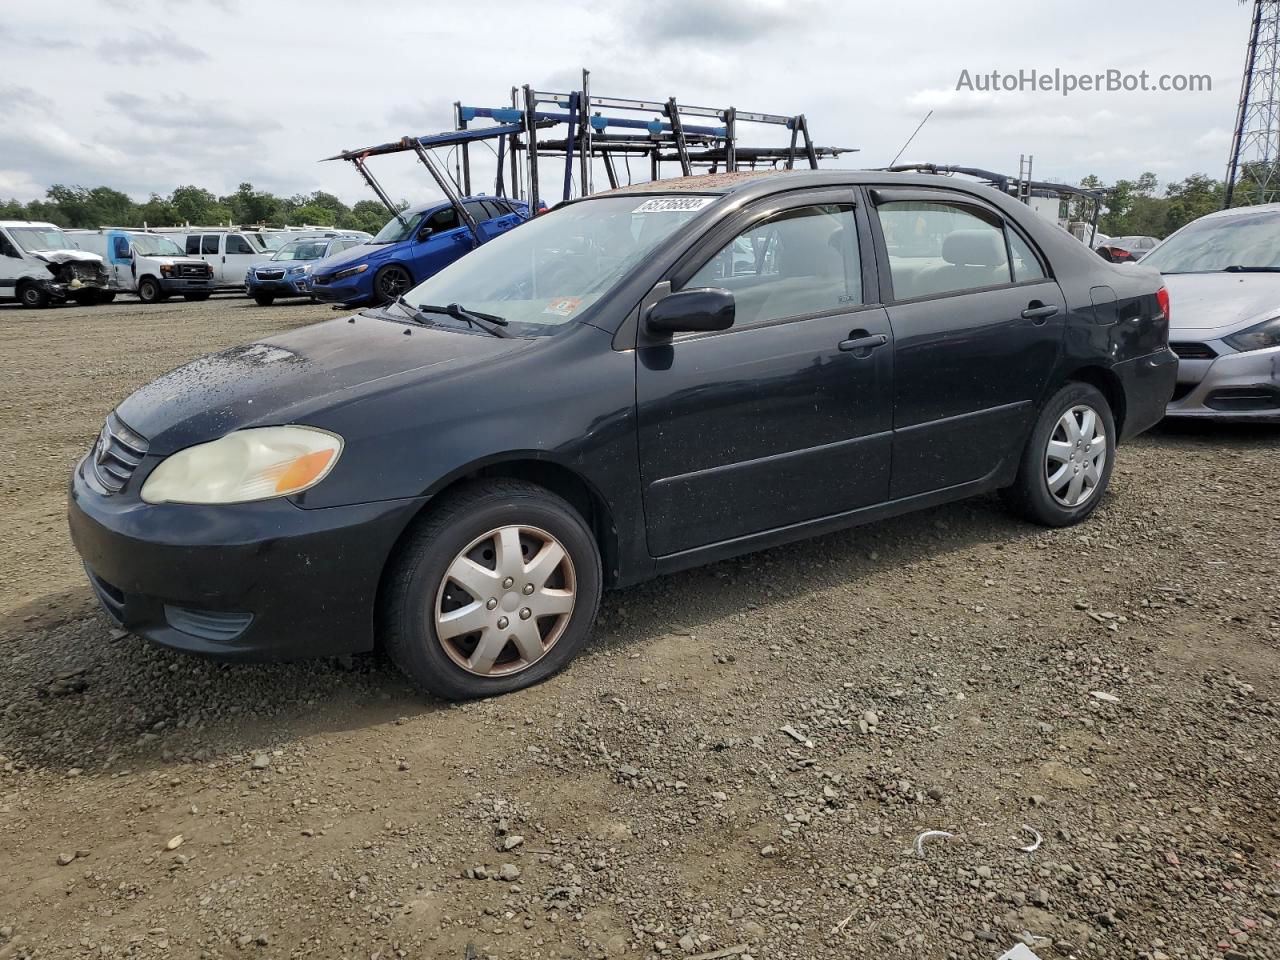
0;0;1250;212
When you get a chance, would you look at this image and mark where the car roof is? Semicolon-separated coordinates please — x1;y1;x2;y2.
0;220;59;229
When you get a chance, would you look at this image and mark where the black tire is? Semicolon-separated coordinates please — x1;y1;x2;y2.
1002;381;1116;527
18;282;49;309
382;479;603;700
253;294;275;306
96;291;116;304
137;277;165;304
183;293;210;302
372;264;412;305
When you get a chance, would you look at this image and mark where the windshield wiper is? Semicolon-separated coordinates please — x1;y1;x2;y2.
1223;265;1280;272
419;302;511;337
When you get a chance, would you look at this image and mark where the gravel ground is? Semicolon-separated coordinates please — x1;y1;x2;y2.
1;296;1278;960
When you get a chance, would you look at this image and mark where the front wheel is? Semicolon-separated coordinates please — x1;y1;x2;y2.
373;264;412;305
1003;382;1115;527
382;480;602;700
252;294;275;306
19;283;49;308
137;277;166;304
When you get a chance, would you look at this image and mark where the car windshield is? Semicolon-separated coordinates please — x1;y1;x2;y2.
128;233;183;256
1143;210;1280;272
371;212;422;245
9;226;72;253
401;195;714;336
272;239;330;261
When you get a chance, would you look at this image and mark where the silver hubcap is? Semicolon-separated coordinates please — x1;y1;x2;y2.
433;525;575;678
1046;404;1106;507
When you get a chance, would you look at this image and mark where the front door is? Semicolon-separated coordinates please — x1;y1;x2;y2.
412;205;474;281
636;192;894;557
222;233;263;285
870;191;1068;499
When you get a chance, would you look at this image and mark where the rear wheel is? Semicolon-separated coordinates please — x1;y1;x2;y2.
253;294;275;306
18;282;49;308
1003;382;1115;527
382;480;602;700
373;264;411;305
137;277;165;304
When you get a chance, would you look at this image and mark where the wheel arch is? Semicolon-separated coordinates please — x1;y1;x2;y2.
373;455;621;645
1061;364;1126;440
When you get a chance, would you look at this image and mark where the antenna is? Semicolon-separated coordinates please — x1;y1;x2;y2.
889;110;933;168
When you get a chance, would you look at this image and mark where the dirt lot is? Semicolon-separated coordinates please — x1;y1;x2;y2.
1;296;1278;960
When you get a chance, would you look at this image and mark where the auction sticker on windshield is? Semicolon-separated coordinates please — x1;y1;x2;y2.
543;296;582;317
633;197;716;213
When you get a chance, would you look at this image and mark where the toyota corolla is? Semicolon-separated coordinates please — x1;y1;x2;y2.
68;171;1177;700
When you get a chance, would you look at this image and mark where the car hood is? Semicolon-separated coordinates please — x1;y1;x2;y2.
313;241;388;275
116;313;530;454
32;248;103;265
1163;272;1280;337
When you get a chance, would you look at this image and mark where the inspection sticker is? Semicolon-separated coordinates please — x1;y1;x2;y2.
633;196;716;213
543;296;582;317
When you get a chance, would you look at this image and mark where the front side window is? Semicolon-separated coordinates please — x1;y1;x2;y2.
112;236;131;259
226;234;255;255
200;235;220;255
876;200;1012;299
185;236;201;255
425;207;462;234
0;233;19;258
402;193;710;336
683;204;861;327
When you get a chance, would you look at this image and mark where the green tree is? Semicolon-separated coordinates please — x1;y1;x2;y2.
170;185;228;225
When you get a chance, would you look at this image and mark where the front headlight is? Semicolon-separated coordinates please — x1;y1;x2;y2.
1223;316;1280;352
333;263;369;280
287;264;310;275
140;426;343;505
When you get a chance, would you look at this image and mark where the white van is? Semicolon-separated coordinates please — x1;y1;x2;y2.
167;230;274;289
68;229;215;303
0;220;110;307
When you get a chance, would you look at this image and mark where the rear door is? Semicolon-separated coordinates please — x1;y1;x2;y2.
868;188;1067;499
635;189;894;557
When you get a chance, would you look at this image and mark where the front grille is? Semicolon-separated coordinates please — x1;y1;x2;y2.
179;263;209;278
1170;341;1217;360
90;411;149;494
256;269;285;281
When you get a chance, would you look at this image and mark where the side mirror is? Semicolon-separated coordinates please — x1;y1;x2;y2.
417;227;434;242
644;288;735;335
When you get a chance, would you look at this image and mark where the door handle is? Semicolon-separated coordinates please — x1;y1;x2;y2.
1021;303;1059;322
838;332;888;353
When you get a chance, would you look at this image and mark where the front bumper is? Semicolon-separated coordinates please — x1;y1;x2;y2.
1167;342;1280;422
247;275;311;296
67;457;425;660
1113;346;1179;440
159;276;214;293
309;272;372;305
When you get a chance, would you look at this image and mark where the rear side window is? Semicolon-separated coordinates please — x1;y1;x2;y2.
226;234;255;255
185;236;201;255
684;204;862;328
200;235;220;255
464;201;493;223
876;200;1012;299
1009;230;1046;282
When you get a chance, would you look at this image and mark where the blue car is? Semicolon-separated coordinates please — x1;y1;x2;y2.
308;197;529;306
245;234;368;305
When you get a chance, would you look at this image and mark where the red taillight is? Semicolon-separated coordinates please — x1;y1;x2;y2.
1156;286;1170;324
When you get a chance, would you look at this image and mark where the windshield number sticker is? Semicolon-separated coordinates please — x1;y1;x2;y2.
632;197;715;213
544;296;582;317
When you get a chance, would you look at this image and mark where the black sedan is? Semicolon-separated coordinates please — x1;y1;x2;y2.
68;171;1178;700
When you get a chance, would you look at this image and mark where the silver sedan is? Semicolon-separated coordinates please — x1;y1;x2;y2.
1142;204;1280;422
